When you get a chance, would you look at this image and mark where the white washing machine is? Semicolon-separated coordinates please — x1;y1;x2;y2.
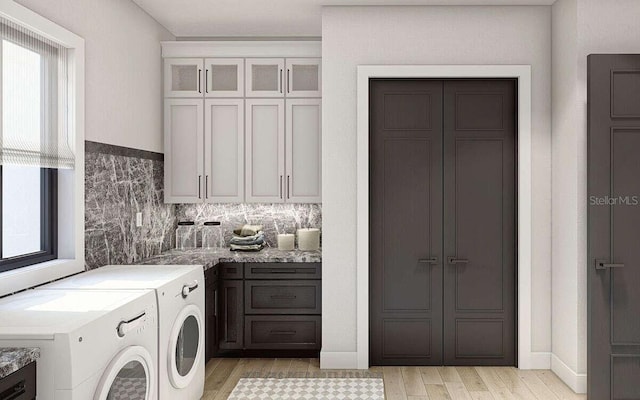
39;265;205;400
0;289;157;400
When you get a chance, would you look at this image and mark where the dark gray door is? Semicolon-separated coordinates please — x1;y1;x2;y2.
370;79;444;365
443;80;516;366
588;54;640;399
370;79;516;366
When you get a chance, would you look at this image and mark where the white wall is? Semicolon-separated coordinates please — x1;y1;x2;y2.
322;5;552;366
16;0;173;152
550;0;584;392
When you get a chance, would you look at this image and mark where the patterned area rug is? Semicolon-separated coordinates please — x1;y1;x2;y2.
228;376;384;400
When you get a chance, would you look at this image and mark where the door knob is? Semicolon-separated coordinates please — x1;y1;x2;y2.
447;257;469;264
418;257;438;264
595;259;625;270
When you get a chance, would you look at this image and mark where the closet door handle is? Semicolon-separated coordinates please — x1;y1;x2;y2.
447;257;469;264
198;175;202;199
205;69;209;93
287;175;291;199
279;69;283;93
279;175;283;199
198;69;202;93
418;257;438;264
205;175;209;199
595;259;625;270
287;69;291;93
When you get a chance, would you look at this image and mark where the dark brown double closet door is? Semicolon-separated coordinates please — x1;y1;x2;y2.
370;79;516;366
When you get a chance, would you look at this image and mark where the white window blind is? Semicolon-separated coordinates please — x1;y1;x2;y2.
0;17;73;169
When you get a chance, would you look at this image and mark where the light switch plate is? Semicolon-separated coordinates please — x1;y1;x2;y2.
136;212;143;227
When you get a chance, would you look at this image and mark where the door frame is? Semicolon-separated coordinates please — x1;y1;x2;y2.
356;65;533;369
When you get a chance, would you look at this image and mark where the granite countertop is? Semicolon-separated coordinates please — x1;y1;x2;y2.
138;247;322;270
0;348;40;379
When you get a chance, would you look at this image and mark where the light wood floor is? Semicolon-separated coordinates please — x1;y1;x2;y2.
201;358;586;400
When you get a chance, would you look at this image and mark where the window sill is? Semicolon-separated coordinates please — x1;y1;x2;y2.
0;258;84;297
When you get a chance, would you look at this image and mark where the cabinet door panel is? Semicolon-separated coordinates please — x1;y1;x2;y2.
204;99;244;202
164;99;204;203
205;58;244;98
245;99;285;203
286;99;321;203
164;58;204;98
219;280;244;350
285;58;321;97
245;58;285;97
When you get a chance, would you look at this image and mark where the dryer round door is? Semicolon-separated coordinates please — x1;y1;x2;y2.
168;303;204;388
94;345;155;400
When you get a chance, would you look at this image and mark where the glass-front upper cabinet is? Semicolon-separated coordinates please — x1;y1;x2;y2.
285;58;321;97
164;58;204;98
204;58;244;98
245;58;285;97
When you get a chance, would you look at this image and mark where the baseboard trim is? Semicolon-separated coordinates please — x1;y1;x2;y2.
551;353;587;394
320;351;359;369
525;351;551;369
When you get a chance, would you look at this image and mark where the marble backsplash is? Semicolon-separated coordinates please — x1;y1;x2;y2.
84;142;176;269
176;203;322;248
84;141;322;268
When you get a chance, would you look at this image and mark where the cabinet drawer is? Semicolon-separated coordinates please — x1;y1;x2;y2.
0;362;36;400
219;263;243;279
245;281;321;315
245;316;321;350
244;263;321;279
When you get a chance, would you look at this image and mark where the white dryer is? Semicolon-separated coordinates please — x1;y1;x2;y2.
39;265;206;400
0;289;157;400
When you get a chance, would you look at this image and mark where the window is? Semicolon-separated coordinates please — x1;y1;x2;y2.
0;166;57;272
0;18;72;273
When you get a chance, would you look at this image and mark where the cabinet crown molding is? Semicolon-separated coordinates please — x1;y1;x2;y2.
162;41;322;58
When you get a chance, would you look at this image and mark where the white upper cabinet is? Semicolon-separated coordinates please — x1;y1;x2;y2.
285;58;321;98
285;99;322;203
164;99;204;203
164;58;204;98
161;42;322;204
204;99;244;203
204;58;244;98
245;58;285;97
245;99;285;202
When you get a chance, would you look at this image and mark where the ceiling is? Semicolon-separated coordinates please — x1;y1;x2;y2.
133;0;556;37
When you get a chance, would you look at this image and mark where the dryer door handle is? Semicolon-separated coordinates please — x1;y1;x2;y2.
117;312;146;338
182;281;199;298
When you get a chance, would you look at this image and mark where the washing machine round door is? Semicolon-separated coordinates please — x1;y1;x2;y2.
168;303;204;388
94;346;155;400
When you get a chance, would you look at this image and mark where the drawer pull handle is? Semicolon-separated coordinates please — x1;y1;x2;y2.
270;330;297;335
270;295;297;300
265;269;297;274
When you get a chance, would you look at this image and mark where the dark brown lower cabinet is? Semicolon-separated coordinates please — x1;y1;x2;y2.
0;362;36;400
214;262;321;357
